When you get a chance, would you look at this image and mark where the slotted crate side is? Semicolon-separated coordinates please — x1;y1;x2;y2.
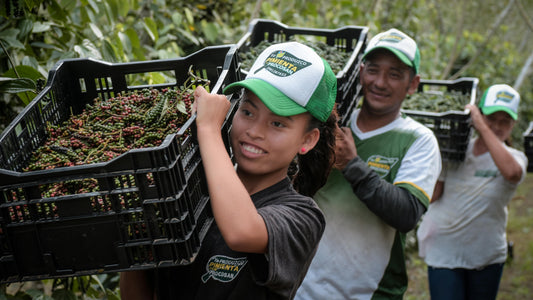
0;45;240;283
402;77;479;161
0;191;214;283
0;127;207;283
235;18;368;124
523;121;533;172
338;79;363;127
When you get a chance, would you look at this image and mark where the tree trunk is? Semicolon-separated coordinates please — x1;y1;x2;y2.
441;0;466;79
514;51;533;90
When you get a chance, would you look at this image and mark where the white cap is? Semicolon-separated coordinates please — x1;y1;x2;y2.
479;84;520;120
363;28;420;74
224;42;337;122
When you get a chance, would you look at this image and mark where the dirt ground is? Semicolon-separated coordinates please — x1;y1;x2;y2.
405;173;533;299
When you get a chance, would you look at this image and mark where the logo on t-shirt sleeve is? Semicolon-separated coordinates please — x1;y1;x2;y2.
201;255;248;283
366;155;399;178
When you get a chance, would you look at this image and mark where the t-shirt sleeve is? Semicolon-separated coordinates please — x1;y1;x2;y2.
394;129;442;206
253;198;325;297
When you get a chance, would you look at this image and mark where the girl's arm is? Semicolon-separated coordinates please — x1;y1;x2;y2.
467;104;523;184
431;180;444;202
193;86;268;253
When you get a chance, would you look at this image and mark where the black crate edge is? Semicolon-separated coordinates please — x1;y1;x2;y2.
523;121;533;172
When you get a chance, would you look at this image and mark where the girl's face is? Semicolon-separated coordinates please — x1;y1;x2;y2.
230;91;319;186
484;111;516;142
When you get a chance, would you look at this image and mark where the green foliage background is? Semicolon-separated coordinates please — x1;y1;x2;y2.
0;0;532;298
1;0;532;145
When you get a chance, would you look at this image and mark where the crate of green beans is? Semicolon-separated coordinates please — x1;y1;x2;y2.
401;77;479;161
235;19;369;126
0;45;240;283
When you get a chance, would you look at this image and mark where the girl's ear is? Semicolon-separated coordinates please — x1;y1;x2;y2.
300;128;320;155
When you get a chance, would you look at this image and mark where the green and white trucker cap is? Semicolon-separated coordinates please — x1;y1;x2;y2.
223;41;337;122
479;84;520;120
362;28;420;74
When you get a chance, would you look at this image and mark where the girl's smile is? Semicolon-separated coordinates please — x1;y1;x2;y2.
241;142;266;156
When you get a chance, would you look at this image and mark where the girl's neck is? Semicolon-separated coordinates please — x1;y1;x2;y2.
237;168;287;195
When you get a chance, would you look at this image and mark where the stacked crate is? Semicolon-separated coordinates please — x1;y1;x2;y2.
0;45;240;283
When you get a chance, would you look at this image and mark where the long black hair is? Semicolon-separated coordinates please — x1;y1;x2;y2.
291;108;338;197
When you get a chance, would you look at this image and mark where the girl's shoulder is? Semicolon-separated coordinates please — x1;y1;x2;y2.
252;177;316;208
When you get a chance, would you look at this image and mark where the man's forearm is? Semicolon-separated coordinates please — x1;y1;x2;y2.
342;156;426;232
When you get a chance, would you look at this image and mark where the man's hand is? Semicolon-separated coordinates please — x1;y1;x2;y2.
334;126;358;170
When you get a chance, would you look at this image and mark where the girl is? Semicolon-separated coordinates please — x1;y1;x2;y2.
417;84;528;300
120;41;338;299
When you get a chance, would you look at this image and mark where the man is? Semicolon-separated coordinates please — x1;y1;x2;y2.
295;28;442;299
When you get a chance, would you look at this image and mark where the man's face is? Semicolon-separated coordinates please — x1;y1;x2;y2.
360;49;419;118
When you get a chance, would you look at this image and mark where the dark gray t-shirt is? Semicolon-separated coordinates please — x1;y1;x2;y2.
154;177;325;300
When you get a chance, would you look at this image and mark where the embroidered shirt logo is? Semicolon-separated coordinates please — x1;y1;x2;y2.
201;255;248;283
254;50;311;77
475;169;499;177
367;155;399;178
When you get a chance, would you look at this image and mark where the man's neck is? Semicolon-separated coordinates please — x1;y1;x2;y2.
356;108;401;132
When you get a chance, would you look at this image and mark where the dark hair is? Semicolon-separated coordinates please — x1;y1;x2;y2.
291;108;338;197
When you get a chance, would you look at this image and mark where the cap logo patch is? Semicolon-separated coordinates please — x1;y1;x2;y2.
378;32;404;44
494;91;514;104
255;50;311;77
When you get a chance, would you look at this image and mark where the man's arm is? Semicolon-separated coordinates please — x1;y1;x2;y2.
342;156;426;233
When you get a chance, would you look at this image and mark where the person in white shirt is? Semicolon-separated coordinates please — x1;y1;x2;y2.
417;84;528;300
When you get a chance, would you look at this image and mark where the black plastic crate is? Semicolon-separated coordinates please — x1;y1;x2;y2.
0;45;240;283
523;122;533;172
235;19;368;126
402;77;479;161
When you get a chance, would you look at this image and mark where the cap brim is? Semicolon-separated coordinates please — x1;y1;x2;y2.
481;106;518;120
363;46;414;69
223;79;307;117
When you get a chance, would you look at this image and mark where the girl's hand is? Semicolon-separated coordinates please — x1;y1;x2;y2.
193;86;231;132
465;104;489;132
